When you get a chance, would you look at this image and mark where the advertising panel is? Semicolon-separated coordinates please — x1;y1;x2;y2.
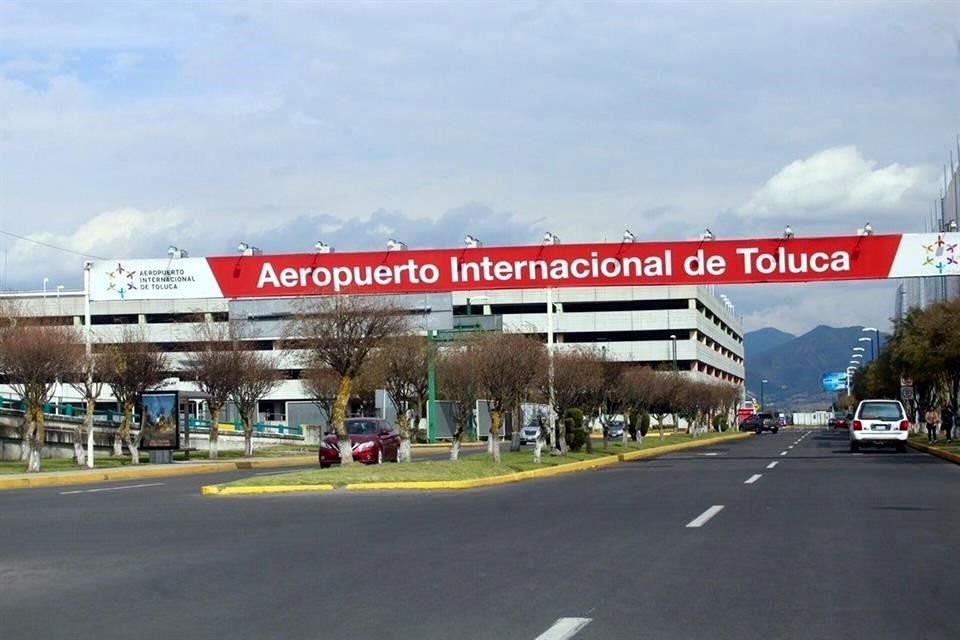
140;392;180;450
821;372;848;392
87;232;960;301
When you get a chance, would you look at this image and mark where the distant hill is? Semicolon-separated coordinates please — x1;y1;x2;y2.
745;327;796;358
745;325;884;411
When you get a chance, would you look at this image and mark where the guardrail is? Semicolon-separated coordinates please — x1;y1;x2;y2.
185;418;303;438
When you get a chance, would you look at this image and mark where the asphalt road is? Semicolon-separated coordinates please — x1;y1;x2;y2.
2;429;958;640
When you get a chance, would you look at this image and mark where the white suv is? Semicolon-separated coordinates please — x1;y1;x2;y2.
849;399;910;453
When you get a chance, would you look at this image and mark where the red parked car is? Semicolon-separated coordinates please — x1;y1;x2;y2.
319;418;401;468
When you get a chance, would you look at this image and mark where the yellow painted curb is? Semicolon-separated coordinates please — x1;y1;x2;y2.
907;441;960;464
202;484;335;495
0;462;236;491
202;432;751;495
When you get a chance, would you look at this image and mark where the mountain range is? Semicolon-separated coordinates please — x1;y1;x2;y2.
744;325;883;411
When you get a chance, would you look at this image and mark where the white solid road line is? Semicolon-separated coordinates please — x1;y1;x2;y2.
60;482;165;495
534;618;592;640
686;505;725;528
766;461;779;469
744;474;762;484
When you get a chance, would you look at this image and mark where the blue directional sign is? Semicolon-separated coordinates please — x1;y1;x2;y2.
821;372;848;392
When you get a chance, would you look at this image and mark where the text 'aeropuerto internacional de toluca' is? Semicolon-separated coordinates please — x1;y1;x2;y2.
87;232;959;301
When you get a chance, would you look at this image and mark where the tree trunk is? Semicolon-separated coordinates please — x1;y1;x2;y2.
489;410;502;463
78;397;95;466
397;414;412;463
509;406;522;452
622;420;629;447
533;428;545;463
26;442;40;473
558;418;568;455
243;412;254;457
449;422;465;461
87;413;96;469
23;407;41;472
209;405;221;460
332;374;354;465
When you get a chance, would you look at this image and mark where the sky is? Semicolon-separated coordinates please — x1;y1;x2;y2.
0;0;958;335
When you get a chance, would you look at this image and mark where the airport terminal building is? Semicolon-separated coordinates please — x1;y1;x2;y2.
1;277;745;429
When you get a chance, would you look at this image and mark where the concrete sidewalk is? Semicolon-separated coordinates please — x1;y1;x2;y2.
0;442;487;490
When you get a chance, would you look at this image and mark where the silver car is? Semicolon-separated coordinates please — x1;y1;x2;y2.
519;424;541;445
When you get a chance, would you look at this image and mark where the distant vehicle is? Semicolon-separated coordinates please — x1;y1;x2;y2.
607;420;625;440
828;417;837;428
519;424;541;445
849;399;909;452
834;416;850;430
740;412;776;433
319;418;400;468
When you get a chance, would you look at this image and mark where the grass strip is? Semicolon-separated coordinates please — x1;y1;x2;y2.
221;432;733;489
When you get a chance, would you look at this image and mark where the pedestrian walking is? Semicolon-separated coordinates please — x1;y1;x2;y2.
942;404;955;443
925;405;940;444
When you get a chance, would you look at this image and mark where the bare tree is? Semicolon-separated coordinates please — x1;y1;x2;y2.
101;329;168;464
649;370;683;439
620;366;657;444
230;349;283;457
437;342;481;461
0;324;81;472
541;348;604;461
372;335;431;462
66;352;107;467
182;323;243;459
293;295;407;465
301;366;341;425
473;332;546;463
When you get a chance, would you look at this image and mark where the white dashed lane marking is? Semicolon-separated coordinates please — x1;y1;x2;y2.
535;618;592;640
686;505;725;528
60;482;165;495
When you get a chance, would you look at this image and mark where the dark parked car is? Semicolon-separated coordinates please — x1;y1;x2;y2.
319;417;400;468
740;412;777;434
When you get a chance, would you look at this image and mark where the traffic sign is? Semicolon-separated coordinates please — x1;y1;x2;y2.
900;386;914;401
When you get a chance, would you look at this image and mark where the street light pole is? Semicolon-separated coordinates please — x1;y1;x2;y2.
761;379;768;410
670;334;678;372
84;262;95;468
547;286;556;450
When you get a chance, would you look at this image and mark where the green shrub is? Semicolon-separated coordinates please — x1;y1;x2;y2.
640;411;651;437
564;408;584;430
712;414;728;432
564;409;586;451
627;410;638;440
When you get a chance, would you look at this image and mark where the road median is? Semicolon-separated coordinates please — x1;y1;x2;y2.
907;439;960;465
202;431;752;495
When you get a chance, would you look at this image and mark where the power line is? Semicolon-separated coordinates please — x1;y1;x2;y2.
0;229;106;260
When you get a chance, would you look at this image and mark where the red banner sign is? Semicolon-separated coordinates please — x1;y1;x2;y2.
87;232;958;301
206;235;904;298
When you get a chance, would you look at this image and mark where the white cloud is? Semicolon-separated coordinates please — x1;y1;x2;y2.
4;208;193;289
737;146;939;222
